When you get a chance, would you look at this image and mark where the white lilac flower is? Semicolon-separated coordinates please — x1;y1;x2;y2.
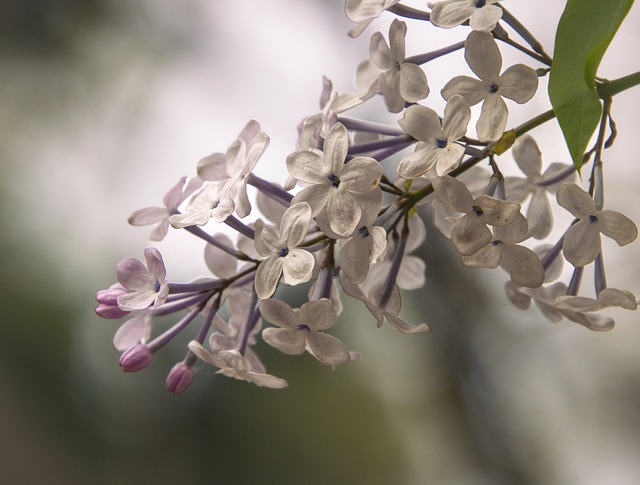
209;292;265;373
188;343;288;389
507;282;632;331
430;0;504;32
357;19;429;113
555;287;637;314
197;121;270;219
339;272;430;334
442;31;538;142
432;175;521;255
462;213;544;287
345;0;400;38
334;189;387;284
254;202;315;299
116;247;169;311
504;135;575;239
168;182;236;228
287;123;383;237
128;176;203;241
556;183;638;267
397;94;471;178
260;298;351;367
431;166;490;239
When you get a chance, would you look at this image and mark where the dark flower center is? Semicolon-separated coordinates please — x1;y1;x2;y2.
327;174;340;188
489;83;499;93
358;226;370;238
278;247;289;257
589;215;598;223
476;0;486;7
472;205;484;216
297;324;310;332
436;138;448;149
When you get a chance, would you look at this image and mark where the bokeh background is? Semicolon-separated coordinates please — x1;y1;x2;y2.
1;1;640;484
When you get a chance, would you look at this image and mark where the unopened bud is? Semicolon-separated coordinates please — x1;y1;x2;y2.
96;303;129;319
119;344;153;372
166;362;194;394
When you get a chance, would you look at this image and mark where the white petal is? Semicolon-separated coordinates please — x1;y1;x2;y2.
477;94;508;142
306;332;351;366
399;62;429;102
259;298;299;329
562;220;601;267
597;210;638;246
254;257;283;299
556;183;596;219
262;327;306;355
281;249;315;286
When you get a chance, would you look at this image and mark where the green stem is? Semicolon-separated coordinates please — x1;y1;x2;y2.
597;71;640;98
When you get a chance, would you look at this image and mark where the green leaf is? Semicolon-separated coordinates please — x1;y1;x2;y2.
548;0;634;172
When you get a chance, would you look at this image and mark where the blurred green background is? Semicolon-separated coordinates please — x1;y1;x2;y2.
1;1;640;484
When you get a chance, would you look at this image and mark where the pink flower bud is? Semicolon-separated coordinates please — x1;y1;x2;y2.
95;303;129;319
119;344;153;372
96;283;127;305
166;362;194;394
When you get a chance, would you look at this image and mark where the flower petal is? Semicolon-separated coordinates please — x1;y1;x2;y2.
282;249;315;286
306;332;351;366
262;327;306;355
562;219;601;267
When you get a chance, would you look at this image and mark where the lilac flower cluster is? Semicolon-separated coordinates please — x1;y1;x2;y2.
96;0;638;393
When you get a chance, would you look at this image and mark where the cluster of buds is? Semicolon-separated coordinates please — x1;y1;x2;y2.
96;0;638;393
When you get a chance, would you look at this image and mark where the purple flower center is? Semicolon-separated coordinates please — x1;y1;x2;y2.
589;215;598;223
327;174;340;188
472;205;484;216
278;247;289;257
296;324;310;332
475;0;486;7
358;226;370;238
436;138;447;149
489;83;499;93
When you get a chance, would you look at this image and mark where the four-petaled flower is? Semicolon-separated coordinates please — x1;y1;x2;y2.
442;31;538;141
287;123;383;237
397;94;471;178
462;213;544;287
345;0;400;37
128;176;203;241
556;183;638;267
254;202;315;299
188;344;288;389
504;135;575;239
430;0;504;32
358;19;430;113
116;247;169;311
432;175;521;255
260;298;351;367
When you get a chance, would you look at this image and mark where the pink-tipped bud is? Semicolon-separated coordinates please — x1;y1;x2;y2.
96;303;130;319
119;344;153;372
96;283;127;305
96;284;130;319
166;362;194;394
